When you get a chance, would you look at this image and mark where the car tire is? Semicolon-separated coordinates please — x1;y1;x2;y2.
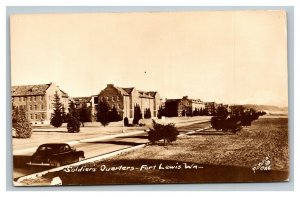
50;160;61;167
78;156;83;162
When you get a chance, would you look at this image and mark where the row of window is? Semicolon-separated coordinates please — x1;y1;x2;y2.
15;104;45;110
29;113;45;120
112;103;121;109
100;96;120;102
14;96;44;102
29;104;44;110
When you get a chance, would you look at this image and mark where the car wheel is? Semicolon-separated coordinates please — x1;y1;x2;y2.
56;161;62;167
78;156;83;162
50;160;61;167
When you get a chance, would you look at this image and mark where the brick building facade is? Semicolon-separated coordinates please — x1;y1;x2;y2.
165;96;205;117
11;82;71;125
98;84;161;120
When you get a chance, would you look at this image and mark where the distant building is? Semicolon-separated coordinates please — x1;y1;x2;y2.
228;105;245;115
98;84;161;120
72;96;99;121
73;97;92;109
165;96;205;117
205;102;218;115
11;82;71;125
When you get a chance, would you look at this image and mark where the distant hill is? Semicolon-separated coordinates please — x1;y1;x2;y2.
242;104;288;114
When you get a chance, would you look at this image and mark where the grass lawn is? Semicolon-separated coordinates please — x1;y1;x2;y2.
21;117;289;185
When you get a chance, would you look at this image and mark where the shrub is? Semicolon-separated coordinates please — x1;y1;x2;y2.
13;107;32;138
133;104;142;125
124;117;129;126
144;108;151;119
67;116;80;133
148;120;179;145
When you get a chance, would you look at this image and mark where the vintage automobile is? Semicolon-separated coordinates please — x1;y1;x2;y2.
27;143;85;167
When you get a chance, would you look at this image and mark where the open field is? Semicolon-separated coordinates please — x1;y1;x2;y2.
20;117;289;185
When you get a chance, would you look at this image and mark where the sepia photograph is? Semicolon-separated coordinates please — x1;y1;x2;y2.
10;10;289;186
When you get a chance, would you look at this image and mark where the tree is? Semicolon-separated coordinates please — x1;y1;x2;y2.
13;107;32;138
108;106;122;122
182;109;186;117
79;103;92;127
68;101;79;119
144;108;151;119
148;120;179;145
97;100;110;127
66;101;80;132
67;116;80;133
216;106;228;120
133;104;142;124
199;108;203;116
157;105;165;119
124;117;129;126
62;106;67;123
50;91;64;128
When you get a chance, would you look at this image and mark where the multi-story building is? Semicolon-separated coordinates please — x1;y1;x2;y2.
205;102;218;115
73;97;92;109
98;84;161;120
11;82;71;125
165;96;205;117
72;96;99;121
190;98;205;112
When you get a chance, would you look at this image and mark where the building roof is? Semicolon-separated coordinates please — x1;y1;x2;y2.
166;99;181;103
147;91;157;97
11;84;51;96
103;84;158;99
138;90;153;99
59;89;69;97
114;86;130;96
122;88;134;94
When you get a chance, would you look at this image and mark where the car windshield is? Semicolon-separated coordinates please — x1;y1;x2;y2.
37;145;60;152
37;144;70;152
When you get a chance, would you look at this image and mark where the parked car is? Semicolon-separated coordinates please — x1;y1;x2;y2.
27;143;85;167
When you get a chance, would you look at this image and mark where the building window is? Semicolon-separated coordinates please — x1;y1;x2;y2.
30;114;33;119
40;96;44;101
41;104;44;110
112;96;115;101
29;105;32;110
41;113;44;119
29;96;32;101
33;96;36;101
117;96;120;101
23;97;26;101
35;114;38;119
19;97;21;102
34;105;37;110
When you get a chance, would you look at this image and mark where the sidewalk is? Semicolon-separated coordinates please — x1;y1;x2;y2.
12;116;211;155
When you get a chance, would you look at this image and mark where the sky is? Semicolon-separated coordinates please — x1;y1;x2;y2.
10;11;288;107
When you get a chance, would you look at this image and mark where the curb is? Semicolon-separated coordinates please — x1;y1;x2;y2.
79;130;145;143
16;144;147;184
178;126;212;136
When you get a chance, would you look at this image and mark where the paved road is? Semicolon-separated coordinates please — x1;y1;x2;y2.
13;121;211;180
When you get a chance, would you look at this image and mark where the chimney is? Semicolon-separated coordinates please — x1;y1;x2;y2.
107;84;114;87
